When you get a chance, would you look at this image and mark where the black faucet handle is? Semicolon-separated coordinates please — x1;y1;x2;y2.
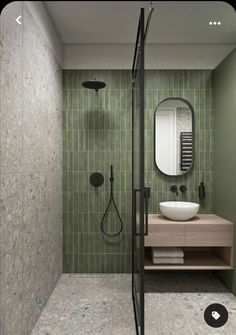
180;185;187;193
170;185;178;194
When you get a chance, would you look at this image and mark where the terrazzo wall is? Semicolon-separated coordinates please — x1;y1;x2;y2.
0;3;63;334
63;69;214;273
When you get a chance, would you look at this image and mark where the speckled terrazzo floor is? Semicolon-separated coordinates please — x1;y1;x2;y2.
31;272;236;335
31;274;135;335
145;272;236;335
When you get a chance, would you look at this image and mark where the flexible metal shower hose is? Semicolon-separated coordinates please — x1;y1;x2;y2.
100;165;123;237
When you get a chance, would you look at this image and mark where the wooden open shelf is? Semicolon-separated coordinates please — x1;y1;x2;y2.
144;214;234;271
144;247;233;270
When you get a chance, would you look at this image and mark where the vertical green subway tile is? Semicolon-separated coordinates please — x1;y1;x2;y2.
63;109;68;130
78;89;84;111
63;254;70;273
78;110;84;130
63;69;214;273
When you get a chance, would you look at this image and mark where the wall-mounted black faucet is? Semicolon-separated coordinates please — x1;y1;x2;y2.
170;185;178;196
179;185;187;193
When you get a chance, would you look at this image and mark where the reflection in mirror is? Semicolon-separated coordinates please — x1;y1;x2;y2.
155;98;194;176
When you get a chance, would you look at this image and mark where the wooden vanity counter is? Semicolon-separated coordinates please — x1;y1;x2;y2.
144;214;234;270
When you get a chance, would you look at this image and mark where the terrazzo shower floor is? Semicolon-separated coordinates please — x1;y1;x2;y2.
31;272;236;335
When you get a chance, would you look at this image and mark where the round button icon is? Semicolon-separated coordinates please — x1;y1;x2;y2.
204;303;228;328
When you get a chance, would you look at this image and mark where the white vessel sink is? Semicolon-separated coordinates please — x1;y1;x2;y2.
159;201;199;221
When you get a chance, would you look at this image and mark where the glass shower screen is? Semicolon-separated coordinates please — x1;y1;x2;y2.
132;8;145;335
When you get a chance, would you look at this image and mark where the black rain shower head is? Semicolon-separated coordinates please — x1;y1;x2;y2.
82;78;106;92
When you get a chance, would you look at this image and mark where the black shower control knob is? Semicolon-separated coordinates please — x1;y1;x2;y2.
180;185;187;193
90;172;104;187
170;185;178;193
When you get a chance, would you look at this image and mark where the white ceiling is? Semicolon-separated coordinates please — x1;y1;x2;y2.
44;1;236;69
45;1;236;44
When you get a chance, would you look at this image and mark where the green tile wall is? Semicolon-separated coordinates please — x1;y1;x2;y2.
144;70;214;214
214;48;236;294
63;69;214;273
63;70;132;273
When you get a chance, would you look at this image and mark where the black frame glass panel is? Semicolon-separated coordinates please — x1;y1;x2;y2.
132;8;145;335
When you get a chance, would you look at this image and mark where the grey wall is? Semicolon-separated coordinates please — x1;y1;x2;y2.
0;3;63;334
214;47;236;295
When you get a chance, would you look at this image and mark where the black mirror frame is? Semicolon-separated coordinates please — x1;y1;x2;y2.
154;97;195;177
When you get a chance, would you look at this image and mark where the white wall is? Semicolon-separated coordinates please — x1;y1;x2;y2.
63;43;235;69
24;1;235;70
63;44;133;69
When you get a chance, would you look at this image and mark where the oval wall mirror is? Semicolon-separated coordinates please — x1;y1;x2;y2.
154;97;194;176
